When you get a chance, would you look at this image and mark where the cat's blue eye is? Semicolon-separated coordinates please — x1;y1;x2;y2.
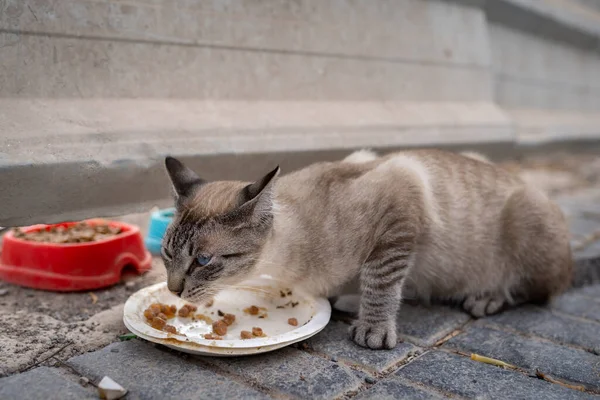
196;255;212;266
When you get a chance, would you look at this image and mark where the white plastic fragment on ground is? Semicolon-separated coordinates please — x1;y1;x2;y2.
97;376;127;400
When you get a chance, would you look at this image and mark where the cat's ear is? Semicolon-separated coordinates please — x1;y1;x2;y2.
238;166;280;223
164;157;206;201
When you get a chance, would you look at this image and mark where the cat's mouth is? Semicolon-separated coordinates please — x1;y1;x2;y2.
180;287;218;306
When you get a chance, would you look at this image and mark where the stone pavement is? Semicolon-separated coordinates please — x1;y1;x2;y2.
1;192;600;399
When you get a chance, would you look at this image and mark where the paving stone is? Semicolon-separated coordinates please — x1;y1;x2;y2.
574;241;600;262
202;347;362;399
552;292;600;323
559;205;578;219
558;193;600;219
480;305;600;353
445;326;600;390
580;209;600;221
569;218;600;238
571;239;584;249
561;203;600;220
354;377;446;400
0;367;95;400
396;304;471;346
580;284;600;298
397;351;596;400
306;320;420;373
68;340;267;400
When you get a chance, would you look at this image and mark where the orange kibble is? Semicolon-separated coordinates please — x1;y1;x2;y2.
157;312;168;320
162;305;177;318
251;327;264;337
288;318;298;326
222;313;236;326
204;333;223;340
187;304;198;312
178;306;190;318
240;330;253;339
150;317;166;330
212;320;228;336
143;309;156;320
149;303;162;314
164;325;177;334
244;305;259;315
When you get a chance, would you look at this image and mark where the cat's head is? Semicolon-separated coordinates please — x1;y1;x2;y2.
161;157;280;303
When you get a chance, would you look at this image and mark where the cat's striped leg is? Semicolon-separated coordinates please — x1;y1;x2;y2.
349;243;414;349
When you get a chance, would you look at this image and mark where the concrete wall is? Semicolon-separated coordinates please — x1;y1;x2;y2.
0;0;599;225
491;23;600;143
487;0;600;144
1;0;494;100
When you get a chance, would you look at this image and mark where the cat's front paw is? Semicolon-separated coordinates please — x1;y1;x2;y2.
349;320;397;349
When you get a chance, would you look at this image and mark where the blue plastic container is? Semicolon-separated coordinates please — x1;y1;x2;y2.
145;208;175;255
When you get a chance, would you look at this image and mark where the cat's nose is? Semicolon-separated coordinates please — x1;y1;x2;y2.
167;276;184;296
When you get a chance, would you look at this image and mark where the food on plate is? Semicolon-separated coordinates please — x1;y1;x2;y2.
156;312;168;320
149;303;161;314
244;305;260;315
144;302;181;333
240;330;253;339
193;314;213;324
244;305;268;318
203;333;223;340
143;309;155;320
212;320;228;336
240;327;267;339
149;316;166;330
141;296;287;342
164;325;178;334
178;303;197;317
252;327;266;337
151;304;174;318
178;307;190;317
276;300;299;309
288;318;298;326
222;313;236;326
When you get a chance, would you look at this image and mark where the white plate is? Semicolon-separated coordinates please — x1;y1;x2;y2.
123;277;331;356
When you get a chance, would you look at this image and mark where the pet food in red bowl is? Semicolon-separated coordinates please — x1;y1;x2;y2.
0;219;152;291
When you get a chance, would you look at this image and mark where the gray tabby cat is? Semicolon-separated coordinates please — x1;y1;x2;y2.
161;149;594;350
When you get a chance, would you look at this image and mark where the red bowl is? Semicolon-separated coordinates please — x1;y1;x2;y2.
0;219;152;292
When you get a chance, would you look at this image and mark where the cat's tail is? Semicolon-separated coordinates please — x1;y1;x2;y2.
572;256;600;287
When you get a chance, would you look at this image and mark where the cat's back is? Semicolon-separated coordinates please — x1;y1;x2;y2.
277;149;533;264
394;149;522;193
276;149;524;212
386;149;526;238
405;149;527;229
275;158;378;206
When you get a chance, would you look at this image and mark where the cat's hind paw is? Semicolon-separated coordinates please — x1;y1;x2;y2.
462;294;506;318
349;320;397;349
